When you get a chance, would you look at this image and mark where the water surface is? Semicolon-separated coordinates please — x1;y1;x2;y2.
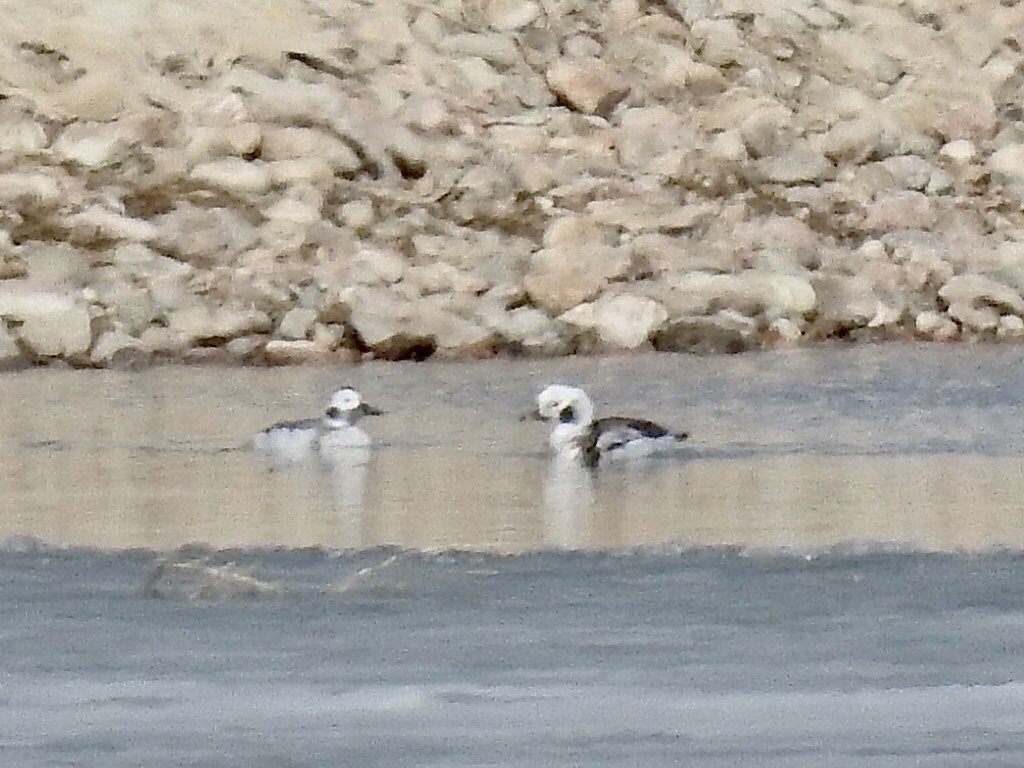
2;344;1023;767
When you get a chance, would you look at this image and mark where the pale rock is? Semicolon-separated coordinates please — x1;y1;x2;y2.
737;102;794;157
66;205;159;244
524;244;630;314
733;216;823;269
277;307;318;340
441;33;520;67
545;57;629;117
998;315;1024;338
186;123;261;161
153;203;260;267
225;336;266;360
0;172;64;206
338;200;375;230
0;322;22;364
480;304;565;354
863;191;934;231
21;243;91;287
557;33;595;57
344;287;426;357
879;156;934;191
263;339;333;365
415;297;495;357
52;122;131;168
915;310;958;340
90;327;142;365
939;275;1024;327
404;263;488;296
767;317;802;344
267;158;335;187
0;292;94;357
689;19;748;67
0;120;47;154
755;148;833;184
167;306;272;342
988;144;1024;183
348;246;406;286
810;275;878;334
263;187;323;226
939;139;976;164
137;327;189;357
543;215;606;249
559;294;667;349
815;117;887;163
867;302;903;329
586;199;718;231
670;272;817;320
616;106;698;173
485;0;539;29
190;158;273;195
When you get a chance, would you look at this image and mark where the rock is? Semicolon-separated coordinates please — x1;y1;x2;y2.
277;307;318;340
939;275;1024;333
998;314;1024;338
523;244;630;314
153;203;259;267
90;327;143;366
915;311;958;340
480;303;566;354
66;205;160;245
755;147;833;184
939;140;976;164
263;339;332;365
545;56;629;117
166;306;272;343
0;322;22;365
863;191;934;231
259;126;363;173
586;199;718;231
988;144;1024;184
52;122;131;168
616;106;698;173
4;293;93;358
810;275;878;336
670;272;817;320
190;158;273;195
485;0;540;29
559;294;667;349
654;311;758;354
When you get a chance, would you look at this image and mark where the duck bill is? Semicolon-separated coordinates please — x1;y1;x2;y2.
357;403;384;417
519;408;545;422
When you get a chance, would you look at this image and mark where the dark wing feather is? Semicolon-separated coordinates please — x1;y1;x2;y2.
580;417;688;462
260;416;320;434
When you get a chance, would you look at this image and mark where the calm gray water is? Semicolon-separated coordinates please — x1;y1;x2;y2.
2;344;1023;766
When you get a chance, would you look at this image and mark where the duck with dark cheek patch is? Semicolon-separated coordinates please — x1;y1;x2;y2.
252;387;384;461
525;384;688;468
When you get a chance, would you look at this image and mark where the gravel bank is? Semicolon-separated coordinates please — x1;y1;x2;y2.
1;0;1022;366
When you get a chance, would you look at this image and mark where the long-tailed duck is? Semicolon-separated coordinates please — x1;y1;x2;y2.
526;384;688;468
252;387;383;461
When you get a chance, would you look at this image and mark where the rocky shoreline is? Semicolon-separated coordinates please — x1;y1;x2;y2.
1;1;1023;367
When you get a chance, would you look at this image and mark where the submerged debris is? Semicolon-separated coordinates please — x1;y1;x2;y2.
144;558;280;600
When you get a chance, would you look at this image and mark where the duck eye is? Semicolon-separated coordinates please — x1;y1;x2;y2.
558;405;575;423
325;407;342;419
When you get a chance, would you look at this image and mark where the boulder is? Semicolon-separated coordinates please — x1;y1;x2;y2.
559;294;667;349
0;288;93;357
545;56;629;117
